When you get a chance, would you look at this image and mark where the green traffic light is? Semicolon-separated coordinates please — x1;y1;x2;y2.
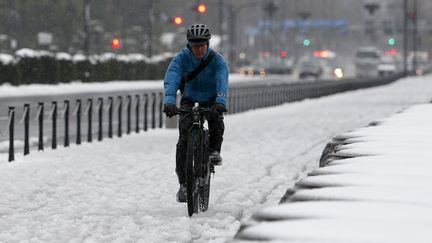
388;38;396;46
303;39;311;46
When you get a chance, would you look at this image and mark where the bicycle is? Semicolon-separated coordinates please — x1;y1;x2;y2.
177;104;215;217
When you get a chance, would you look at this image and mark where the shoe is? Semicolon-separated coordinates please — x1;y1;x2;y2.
176;184;187;203
209;151;222;166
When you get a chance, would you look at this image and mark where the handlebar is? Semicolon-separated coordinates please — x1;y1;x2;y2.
176;106;210;116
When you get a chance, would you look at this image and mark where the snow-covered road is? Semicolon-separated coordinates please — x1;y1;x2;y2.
1;75;432;242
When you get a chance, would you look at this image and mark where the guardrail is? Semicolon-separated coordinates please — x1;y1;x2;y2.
1;74;403;162
1;92;164;162
228;74;402;114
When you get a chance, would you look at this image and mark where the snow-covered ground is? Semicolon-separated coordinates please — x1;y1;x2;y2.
234;102;432;243
1;74;432;242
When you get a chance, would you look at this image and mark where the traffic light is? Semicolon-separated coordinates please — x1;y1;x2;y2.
111;37;121;49
197;3;207;14
385;48;398;56
387;38;396;46
303;38;311;46
173;16;184;26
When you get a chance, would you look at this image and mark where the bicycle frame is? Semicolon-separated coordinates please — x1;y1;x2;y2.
178;104;212;216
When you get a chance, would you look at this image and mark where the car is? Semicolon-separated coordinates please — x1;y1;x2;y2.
298;58;324;79
320;58;346;80
258;58;294;75
238;57;293;77
355;46;383;77
378;56;399;76
311;50;350;79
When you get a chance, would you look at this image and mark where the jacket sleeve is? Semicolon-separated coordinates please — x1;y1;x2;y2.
214;54;229;107
163;54;184;105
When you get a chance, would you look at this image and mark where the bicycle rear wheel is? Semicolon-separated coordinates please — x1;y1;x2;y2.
186;128;199;217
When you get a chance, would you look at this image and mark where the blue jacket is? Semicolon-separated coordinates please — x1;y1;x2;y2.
163;47;229;107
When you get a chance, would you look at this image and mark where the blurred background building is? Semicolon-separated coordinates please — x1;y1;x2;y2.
0;0;430;71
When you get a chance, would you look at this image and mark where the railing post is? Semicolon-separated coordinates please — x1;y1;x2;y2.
23;104;30;155
87;98;93;142
159;92;163;128
117;96;122;137
38;103;44;151
135;94;140;133
143;94;148;131
8;106;14;162
51;101;57;149
98;98;103;141
76;99;81;145
126;95;131;134
151;93;156;129
64;100;70;147
108;97;113;138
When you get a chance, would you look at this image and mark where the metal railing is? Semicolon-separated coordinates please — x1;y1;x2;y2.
1;74;402;162
227;74;401;114
2;92;164;162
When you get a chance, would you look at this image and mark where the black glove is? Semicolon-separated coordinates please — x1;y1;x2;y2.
163;104;178;118
210;103;226;115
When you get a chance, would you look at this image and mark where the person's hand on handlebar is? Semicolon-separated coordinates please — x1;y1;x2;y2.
163;104;178;118
210;103;227;115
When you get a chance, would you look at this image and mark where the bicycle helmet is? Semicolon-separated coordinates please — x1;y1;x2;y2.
186;24;211;46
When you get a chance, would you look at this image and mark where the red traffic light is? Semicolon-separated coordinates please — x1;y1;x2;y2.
197;3;207;14
111;38;121;49
384;48;398;56
173;16;184;25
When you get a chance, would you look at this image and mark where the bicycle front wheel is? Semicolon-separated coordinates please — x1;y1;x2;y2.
186;128;199;217
199;172;211;212
199;130;211;212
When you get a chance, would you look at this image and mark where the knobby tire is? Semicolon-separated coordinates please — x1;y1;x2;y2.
186;128;198;217
199;175;211;212
198;131;211;212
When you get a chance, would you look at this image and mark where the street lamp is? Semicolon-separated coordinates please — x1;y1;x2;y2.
262;0;278;53
412;0;418;74
402;0;418;75
296;10;311;60
403;0;408;75
364;2;380;42
364;2;380;15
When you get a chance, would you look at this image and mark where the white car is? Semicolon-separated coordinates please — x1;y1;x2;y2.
355;46;383;77
378;56;398;76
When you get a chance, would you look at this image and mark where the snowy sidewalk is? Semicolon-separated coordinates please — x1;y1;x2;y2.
234;103;432;243
2;75;432;242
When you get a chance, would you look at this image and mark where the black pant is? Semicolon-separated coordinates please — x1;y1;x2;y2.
175;99;225;185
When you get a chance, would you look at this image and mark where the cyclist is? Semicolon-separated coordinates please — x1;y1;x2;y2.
163;24;229;203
